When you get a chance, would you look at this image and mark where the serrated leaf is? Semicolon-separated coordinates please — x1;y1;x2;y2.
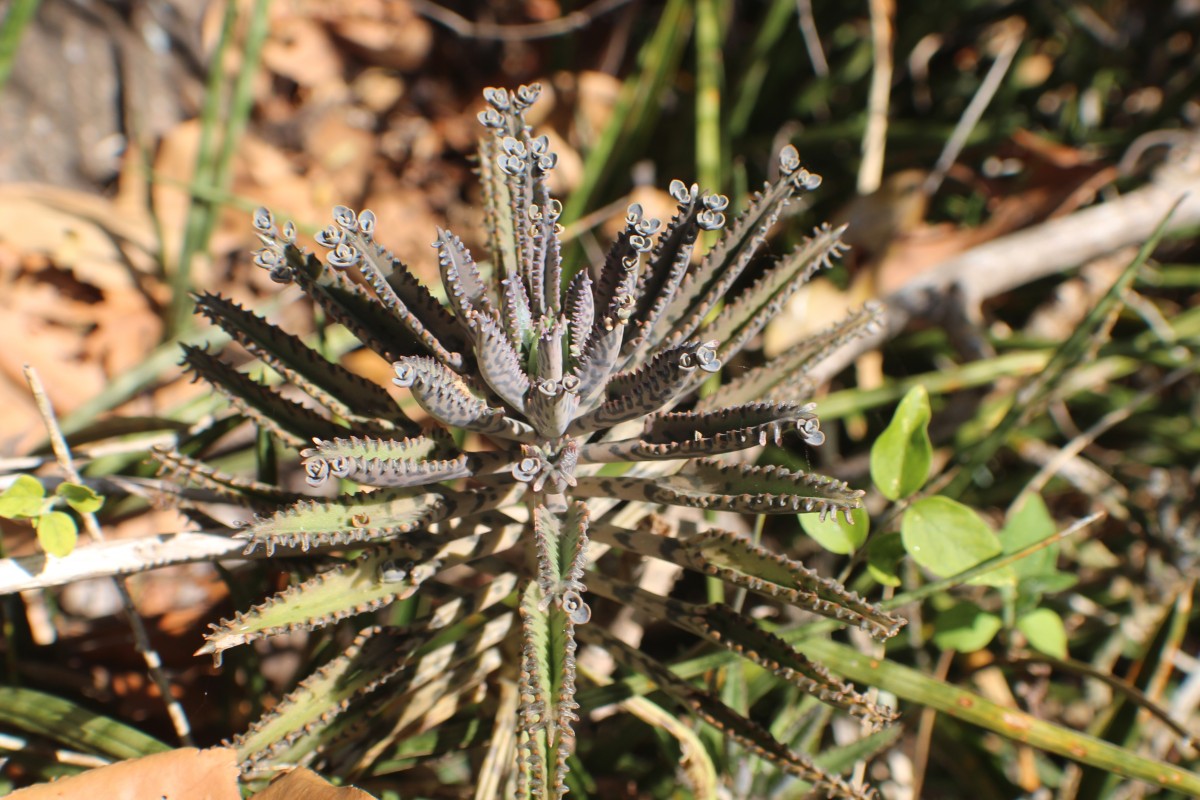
0;475;45;518
1017;608;1068;658
870;385;932;501
865;532;904;587
932;601;1002;652
252;615;512;777
516;580;577;798
574;459;863;517
238;489;450;555
150;447;300;509
569;340;721;433
234;626;425;769
902;497;1003;581
437;228;494;322
580;625;873;800
694;224;847;364
181;345;349;447
193;292;410;427
288;249;446;366
36;511;78;558
392;356;536;441
587;572;894;726
697;304;881;411
580;402;824;462
800;507;869;555
201;521;522;659
56;482;103;515
590;523;901;640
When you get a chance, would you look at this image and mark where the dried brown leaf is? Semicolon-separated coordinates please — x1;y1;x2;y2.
8;747;239;800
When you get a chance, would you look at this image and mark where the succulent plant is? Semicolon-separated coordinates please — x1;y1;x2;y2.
162;83;904;798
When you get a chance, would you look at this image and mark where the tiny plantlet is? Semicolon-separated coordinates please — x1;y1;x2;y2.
163;84;902;798
0;474;103;558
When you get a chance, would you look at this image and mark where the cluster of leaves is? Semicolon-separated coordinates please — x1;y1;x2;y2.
0;475;103;558
150;84;906;798
805;385;1075;658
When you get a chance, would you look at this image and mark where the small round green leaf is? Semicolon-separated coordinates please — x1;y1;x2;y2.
799;507;869;555
0;475;46;519
869;385;933;500
865;531;904;587
35;511;78;558
1017;607;1068;659
1001;493;1058;579
55;482;104;515
901;496;1002;579
933;601;1002;652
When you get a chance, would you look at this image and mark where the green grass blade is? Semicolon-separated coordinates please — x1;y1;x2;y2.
0;687;169;760
948;198;1185;496
694;0;724;193
798;638;1200;796
0;0;40;94
560;0;693;227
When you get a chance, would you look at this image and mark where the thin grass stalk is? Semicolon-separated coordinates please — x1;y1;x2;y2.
798;637;1200;796
199;0;271;250
946;200;1181;496
728;0;795;138
168;0;238;337
560;0;693;227
694;0;724;194
0;0;40;94
24;366;195;745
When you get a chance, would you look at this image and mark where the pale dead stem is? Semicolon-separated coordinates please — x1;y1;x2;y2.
809;170;1200;386
22;365;195;746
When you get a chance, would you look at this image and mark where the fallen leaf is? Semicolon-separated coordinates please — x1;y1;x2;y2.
8;747;239;800
250;767;378;800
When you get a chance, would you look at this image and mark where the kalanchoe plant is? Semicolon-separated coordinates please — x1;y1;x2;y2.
162;84;904;798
